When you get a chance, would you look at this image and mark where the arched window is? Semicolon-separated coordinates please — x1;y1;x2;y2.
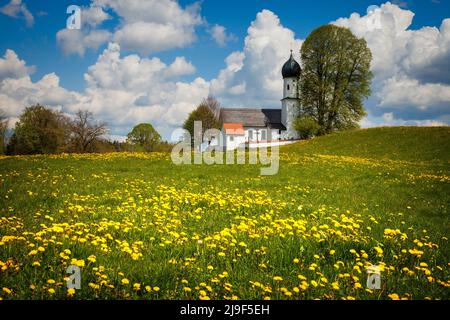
287;84;290;91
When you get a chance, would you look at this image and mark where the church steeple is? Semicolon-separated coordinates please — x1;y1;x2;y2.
281;51;301;140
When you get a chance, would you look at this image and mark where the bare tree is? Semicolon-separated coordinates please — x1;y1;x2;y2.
203;95;221;121
0;109;8;155
70;110;107;153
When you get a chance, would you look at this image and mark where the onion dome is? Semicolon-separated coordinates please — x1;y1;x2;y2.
282;51;301;78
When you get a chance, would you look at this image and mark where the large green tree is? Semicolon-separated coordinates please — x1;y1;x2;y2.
300;25;372;134
127;123;161;152
7;105;70;155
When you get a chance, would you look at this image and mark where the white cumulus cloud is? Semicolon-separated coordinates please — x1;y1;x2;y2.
0;45;208;139
56;4;112;56
210;10;303;107
94;0;202;55
208;24;237;47
0;49;35;82
0;0;34;27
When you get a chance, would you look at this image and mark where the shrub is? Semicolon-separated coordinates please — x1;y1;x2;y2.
294;115;321;139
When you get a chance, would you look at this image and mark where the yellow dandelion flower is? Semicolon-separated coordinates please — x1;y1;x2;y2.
388;293;400;300
2;288;12;294
273;276;283;281
374;246;383;256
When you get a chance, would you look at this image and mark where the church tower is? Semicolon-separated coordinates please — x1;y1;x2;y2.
281;51;301;140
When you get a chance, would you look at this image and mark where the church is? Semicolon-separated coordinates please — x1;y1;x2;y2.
219;51;302;150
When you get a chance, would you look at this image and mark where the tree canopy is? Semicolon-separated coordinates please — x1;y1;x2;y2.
7;105;70;155
127;123;161;152
300;25;372;134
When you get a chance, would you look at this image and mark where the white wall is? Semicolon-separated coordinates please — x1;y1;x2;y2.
271;129;280;141
283;77;298;99
225;135;246;150
245;128;269;142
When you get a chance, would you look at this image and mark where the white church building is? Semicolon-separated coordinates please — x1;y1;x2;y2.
218;51;302;150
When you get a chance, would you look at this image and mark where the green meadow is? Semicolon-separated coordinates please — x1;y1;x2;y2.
0;126;449;300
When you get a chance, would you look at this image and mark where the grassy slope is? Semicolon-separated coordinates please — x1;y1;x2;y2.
280;126;450;230
0;126;449;300
285;126;450;162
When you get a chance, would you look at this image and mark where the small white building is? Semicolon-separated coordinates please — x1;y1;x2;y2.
219;51;302;151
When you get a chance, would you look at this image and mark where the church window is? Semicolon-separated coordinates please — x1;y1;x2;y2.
287;84;290;91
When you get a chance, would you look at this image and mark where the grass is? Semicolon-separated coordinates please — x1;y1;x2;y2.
0;126;449;300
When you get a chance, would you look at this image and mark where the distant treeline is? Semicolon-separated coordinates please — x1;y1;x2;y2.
0;105;173;156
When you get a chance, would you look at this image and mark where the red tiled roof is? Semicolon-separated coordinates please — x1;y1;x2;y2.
223;123;244;135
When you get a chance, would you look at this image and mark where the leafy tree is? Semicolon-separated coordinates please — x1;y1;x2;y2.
127;123;161;152
294;115;321;139
183;96;221;140
300;25;372;134
0;109;7;155
7;105;70;155
70;110;107;153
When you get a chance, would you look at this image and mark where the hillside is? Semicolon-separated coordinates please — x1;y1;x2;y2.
0;126;449;300
284;126;450;162
277;126;450;228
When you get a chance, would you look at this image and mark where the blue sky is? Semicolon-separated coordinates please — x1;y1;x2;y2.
0;0;449;139
1;0;448;89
